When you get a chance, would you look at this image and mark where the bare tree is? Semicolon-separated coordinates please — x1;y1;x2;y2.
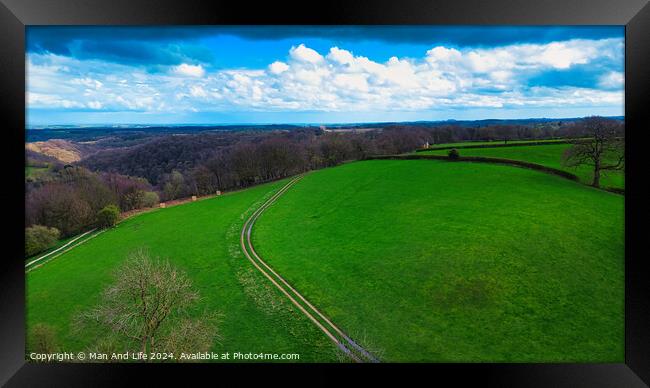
189;165;218;196
562;116;624;188
26;183;93;236
230;143;261;186
76;249;218;357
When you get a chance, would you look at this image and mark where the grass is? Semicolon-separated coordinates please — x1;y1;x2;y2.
25;166;49;178
253;159;624;362
26;179;338;362
419;143;624;189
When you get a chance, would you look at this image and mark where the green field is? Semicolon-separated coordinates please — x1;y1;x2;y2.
419;144;624;189
25;166;49;179
253;160;624;362
26;180;338;362
27;158;625;362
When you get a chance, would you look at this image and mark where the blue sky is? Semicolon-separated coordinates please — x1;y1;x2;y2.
26;26;624;125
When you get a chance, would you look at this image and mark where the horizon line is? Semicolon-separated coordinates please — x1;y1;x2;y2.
26;115;625;130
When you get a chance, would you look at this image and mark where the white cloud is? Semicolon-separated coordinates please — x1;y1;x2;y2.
172;63;205;77
189;85;208;98
291;67;330;85
426;46;462;64
269;61;289;74
71;77;103;89
289;44;324;64
27;92;85;109
529;41;595;69
87;101;103;109
26;38;624;116
599;71;624;89
426;39;620;75
333;73;369;92
327;47;355;65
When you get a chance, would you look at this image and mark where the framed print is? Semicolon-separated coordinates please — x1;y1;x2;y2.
1;0;649;386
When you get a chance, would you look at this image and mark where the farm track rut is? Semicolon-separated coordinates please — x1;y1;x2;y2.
239;176;379;363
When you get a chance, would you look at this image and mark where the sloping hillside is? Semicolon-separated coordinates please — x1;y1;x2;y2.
253;160;624;362
26;179;338;362
25;139;89;164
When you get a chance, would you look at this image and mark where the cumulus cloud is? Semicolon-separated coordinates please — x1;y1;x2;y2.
172;63;205;77
333;73;369;92
289;44;324;64
327;47;355;65
26;38;623;116
268;61;289;74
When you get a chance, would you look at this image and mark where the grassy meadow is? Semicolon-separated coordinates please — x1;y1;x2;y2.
25;166;49;179
26;157;625;362
26;179;338;362
253;160;624;362
419;143;624;189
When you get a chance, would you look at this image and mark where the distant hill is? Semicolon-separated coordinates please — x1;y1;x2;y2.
323;116;624;129
25;124;305;143
25;116;624;143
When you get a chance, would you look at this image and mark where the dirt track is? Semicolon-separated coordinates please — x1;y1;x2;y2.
239;176;379;363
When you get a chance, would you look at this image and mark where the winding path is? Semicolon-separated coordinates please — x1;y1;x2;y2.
240;176;379;363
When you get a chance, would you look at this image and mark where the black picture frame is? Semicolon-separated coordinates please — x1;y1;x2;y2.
1;0;649;386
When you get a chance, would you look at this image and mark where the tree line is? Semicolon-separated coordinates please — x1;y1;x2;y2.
81;122;603;199
25;166;160;256
80;127;431;200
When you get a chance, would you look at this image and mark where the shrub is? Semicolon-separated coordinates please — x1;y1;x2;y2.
121;188;146;211
448;148;460;160
96;205;120;228
141;191;160;208
25;225;60;257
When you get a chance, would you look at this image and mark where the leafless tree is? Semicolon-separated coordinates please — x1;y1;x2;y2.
76;249;218;357
230;143;261;186
190;165;218;196
26;183;93;236
562;116;624;188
